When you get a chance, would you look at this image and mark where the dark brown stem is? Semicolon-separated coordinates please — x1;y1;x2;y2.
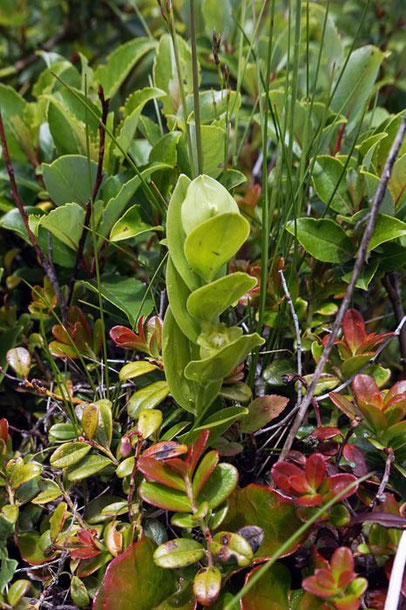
67;86;110;305
382;272;406;377
128;433;143;526
279;116;406;461
0;112;67;323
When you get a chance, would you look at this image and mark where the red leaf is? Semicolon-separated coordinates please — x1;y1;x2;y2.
142;441;188;461
342;444;368;477
305;454;326;491
137;456;186;491
186;429;209;475
327;474;357;500
330;547;355;580
289;475;312;495
271;462;306;496
71;547;102;559
109;326;144;350
329;393;356;419
353;374;383;410
342;310;366;355
384;380;406;405
302;575;335;599
296;493;324;507
311;427;343;441
0;418;8;442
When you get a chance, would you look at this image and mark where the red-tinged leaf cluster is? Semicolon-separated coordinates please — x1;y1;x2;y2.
303;547;367;610
110;315;162;358
329;309;393;358
49;306;102;359
330;374;406;438
271;453;357;509
28;277;57;318
70;529;103;560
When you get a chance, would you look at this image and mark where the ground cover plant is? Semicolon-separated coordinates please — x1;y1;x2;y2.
1;0;406;608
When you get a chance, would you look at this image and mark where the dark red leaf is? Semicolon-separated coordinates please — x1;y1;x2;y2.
186;429;209;475
305;454;326;490
137;456;186;491
342;310;366;355
352;374;383;409
342;444;368;477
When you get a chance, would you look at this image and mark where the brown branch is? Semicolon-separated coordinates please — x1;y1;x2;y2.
67;86;110;305
0;112;67;323
382;272;406;377
279;115;406;462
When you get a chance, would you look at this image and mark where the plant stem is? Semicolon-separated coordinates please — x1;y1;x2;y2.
189;0;202;175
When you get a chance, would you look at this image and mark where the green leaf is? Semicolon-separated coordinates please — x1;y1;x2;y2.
94;400;113;448
127;381;170;418
193;567;222;607
342;260;378;291
47;99;88;156
149;131;181;166
240;395;289;434
9;462;42;489
210;532;253;567
49;502;67;543
50;442;91;469
330;45;386;125
286;218;353;263
38;202;85;250
153;34;195;118
388;153;406;208
184;213;250;282
154;539;205;569
83;275;153;326
220;485;303;559
110;204;161;242
70;576;90;608
201;0;233;40
95;38;156;99
101;163;171;238
166;257;200;343
184;333;264;383
138;410;163;439
119;361;158;381
312;156;353;213
189;406;249;445
199;124;226;178
166;174;200;292
32;480;62;505
93;537;176;610
241;563;291;610
139;481;192;512
187;273;257;323
118;87;166;155
7;579;31;606
42;155;98;207
197;463;238;508
0;84;31;162
6;347;31;378
368;214;406;251
67;454;111;481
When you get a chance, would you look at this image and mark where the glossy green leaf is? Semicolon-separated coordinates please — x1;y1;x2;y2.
127;381;169;418
37;202;85;250
83;275;153;326
9;462;42;489
42;155;98;206
95;38;156;99
110;204;161;242
49;502;67;542
184;213;250;282
119;361;158;381
93;537;176;610
197;463;238;508
166;257;200;343
166;174;200;292
286;218;353;263
187;273;257;322
139;481;192;512
192;450;219;497
7;579;31;606
32;480;62;505
184;333;264;383
210;531;253;567
138;409;163;439
368;214;406;251
154;538;205;569
50;442;91;469
312;156;352;213
330;45;386;124
70;576;89;608
67;454;111;481
81;404;99;440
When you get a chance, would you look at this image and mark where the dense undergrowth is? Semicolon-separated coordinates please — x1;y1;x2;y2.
1;0;406;608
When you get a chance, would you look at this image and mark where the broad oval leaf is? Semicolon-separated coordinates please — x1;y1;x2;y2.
184;213;250;282
193;567;222;607
153;538;205;569
139;481;192;512
240;395;289;434
197;463;238;508
187;272;257;323
67;454;111;481
127;381;169;418
286;218;353;263
50;442;91;469
119;361;158;381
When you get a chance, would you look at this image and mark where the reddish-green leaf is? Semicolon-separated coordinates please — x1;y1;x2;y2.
342;309;366;355
138;456;186;491
154;538;205;568
193;567;221;607
240;395;289;433
352;374;383;409
143;441;188;461
139;481;192;512
93;537;176;610
192;450;219;497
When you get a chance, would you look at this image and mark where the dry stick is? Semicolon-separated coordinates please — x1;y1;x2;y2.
279;269;302;404
279;115;406;462
0;112;67;323
67;86;110;305
382;272;406;378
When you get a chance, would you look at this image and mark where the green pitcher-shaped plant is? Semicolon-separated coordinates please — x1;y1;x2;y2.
163;174;264;419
